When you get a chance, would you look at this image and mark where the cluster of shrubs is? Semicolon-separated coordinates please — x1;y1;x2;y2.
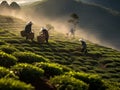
0;66;34;89
50;75;89;90
34;62;71;78
0;51;50;68
0;78;34;90
11;63;44;83
0;45;19;54
0;51;17;68
12;52;49;63
0;50;119;89
0;67;10;78
64;71;106;90
0;40;6;45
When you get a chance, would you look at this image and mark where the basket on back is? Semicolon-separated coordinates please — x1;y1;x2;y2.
37;34;46;43
27;33;34;40
21;30;26;37
20;30;34;40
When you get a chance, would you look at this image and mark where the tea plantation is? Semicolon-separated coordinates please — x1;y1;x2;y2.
0;15;120;90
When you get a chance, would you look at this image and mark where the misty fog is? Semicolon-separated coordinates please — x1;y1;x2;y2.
0;0;119;51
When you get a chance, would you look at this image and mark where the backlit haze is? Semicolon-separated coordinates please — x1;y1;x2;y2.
0;0;119;51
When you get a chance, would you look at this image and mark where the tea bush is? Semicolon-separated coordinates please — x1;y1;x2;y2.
0;67;10;78
13;46;25;51
59;64;72;72
35;62;63;78
24;47;34;52
104;80;120;90
4;39;21;44
65;71;106;90
50;75;88;90
11;63;44;83
88;51;102;58
0;52;17;68
99;58;114;65
105;63;115;68
0;45;19;54
4;71;19;79
0;78;34;90
12;52;49;64
0;40;6;45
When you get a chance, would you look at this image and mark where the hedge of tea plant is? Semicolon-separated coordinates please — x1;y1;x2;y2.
35;62;66;78
0;67;10;78
0;45;19;54
0;51;17;68
50;75;88;90
0;78;34;90
65;71;107;90
11;63;44;83
0;40;6;45
12;52;49;64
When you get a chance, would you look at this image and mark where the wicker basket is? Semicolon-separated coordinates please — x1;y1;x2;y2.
37;34;45;43
20;30;26;37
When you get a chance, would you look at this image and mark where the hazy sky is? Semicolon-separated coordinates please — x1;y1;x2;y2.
0;0;42;4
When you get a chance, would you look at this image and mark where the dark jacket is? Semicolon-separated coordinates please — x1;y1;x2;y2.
42;29;49;38
81;41;87;49
25;23;32;33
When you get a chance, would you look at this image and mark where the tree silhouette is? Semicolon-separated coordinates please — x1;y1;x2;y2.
46;24;54;31
10;2;21;10
68;13;79;26
0;0;9;8
68;13;79;38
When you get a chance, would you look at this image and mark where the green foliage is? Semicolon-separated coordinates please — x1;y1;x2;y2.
0;52;17;68
0;78;34;90
0;40;6;45
11;63;44;83
95;68;105;73
0;45;19;54
35;62;64;78
60;64;72;72
12;52;49;64
4;39;21;44
0;67;10;78
57;48;70;53
99;58;114;65
15;47;25;51
104;80;120;90
4;71;19;79
0;66;18;80
24;47;34;52
105;63;115;68
50;75;88;90
72;51;82;56
65;71;106;90
0;15;120;89
88;51;102;58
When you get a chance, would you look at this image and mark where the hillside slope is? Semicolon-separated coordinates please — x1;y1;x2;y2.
23;0;120;50
0;15;120;89
0;15;25;34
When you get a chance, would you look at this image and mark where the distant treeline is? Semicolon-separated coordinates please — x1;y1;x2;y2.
0;0;21;11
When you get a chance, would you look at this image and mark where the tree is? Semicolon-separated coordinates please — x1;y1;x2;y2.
10;2;21;11
46;24;54;31
0;0;9;8
68;13;79;27
68;13;79;38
